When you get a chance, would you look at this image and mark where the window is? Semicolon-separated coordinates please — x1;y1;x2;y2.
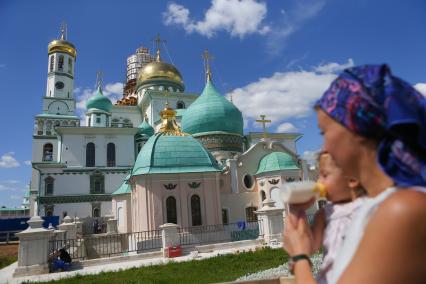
45;176;54;195
92;205;101;218
86;142;95;167
123;118;133;128
45;205;54;217
222;209;229;225
191;195;202;226
49;55;54;72
43;143;53;161
88;117;91;126
68;58;73;74
111;118;119;128
243;174;254;189
96;114;101;124
176;101;185;109
260;190;266;201
58;55;64;71
166;196;177;224
90;172;104;194
107;143;116;167
245;206;258;222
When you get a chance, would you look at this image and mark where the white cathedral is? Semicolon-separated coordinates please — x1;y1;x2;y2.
29;28;308;233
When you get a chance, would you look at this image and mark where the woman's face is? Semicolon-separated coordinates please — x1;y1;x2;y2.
317;109;363;180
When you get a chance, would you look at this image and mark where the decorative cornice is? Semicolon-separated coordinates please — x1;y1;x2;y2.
188;182;201;189
38;194;112;204
163;183;177;190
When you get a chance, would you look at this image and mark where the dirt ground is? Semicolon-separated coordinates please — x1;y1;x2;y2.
0;244;18;258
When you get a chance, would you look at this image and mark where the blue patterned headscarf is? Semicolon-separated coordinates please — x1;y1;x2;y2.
315;64;426;187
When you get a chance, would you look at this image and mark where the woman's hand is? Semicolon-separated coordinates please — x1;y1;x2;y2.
283;208;314;256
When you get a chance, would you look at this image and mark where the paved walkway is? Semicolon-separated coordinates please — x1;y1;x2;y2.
1;244;261;284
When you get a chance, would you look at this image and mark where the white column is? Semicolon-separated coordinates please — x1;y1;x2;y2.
255;199;285;244
58;216;77;240
159;223;179;257
13;216;53;277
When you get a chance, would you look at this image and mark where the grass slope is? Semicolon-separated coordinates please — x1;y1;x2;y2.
42;247;288;284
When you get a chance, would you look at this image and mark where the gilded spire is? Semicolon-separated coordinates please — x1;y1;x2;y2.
202;50;213;82
153;33;166;62
159;103;186;136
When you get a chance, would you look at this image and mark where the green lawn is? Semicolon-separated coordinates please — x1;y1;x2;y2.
0;255;17;269
41;247;288;284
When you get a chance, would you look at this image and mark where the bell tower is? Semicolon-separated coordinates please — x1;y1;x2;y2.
44;23;76;115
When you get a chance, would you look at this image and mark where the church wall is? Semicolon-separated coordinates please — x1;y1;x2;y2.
220;192;260;223
61;133;135;167
111;106;141;128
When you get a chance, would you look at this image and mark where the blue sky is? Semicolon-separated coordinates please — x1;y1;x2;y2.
1;0;426;207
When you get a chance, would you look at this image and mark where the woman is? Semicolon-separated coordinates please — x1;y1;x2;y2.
283;64;426;284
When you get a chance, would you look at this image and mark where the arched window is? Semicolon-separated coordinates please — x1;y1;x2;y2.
49;55;54;72
45;176;54;195
245;206;258;222
176;101;185;109
86;142;95;167
260;190;266;201
43;143;53;161
58;55;64;71
191;195;202;226
68;57;73;74
107;143;116;167
166;196;177;224
93;207;100;218
90;171;104;194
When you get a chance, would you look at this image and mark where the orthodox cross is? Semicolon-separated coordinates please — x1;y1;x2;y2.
96;71;103;90
153;33;166;61
60;22;67;40
256;115;271;138
202;50;214;81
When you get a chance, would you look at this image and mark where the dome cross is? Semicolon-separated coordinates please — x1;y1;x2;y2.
202;50;214;82
256;115;272;139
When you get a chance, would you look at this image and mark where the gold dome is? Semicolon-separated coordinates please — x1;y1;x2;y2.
48;39;76;58
136;50;183;88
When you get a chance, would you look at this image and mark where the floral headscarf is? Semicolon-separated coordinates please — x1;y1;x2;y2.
315;64;426;187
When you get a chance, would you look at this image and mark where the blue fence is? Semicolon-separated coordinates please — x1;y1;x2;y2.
0;216;59;232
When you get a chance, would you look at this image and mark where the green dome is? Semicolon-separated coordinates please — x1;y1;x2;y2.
131;133;220;175
181;80;243;136
256;152;299;175
86;86;113;112
137;120;154;137
112;182;131;195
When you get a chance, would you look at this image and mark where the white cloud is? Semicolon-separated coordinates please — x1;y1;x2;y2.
5;180;19;184
74;82;123;124
266;0;326;55
302;149;320;165
276;122;297;133
24;160;31;166
414;83;426;97
163;0;270;38
0;64;6;68
10;194;22;200
228;59;354;128
0;152;20;168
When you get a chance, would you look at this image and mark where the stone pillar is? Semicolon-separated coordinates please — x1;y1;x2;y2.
159;223;179;257
74;217;83;238
106;218;118;234
13;216;53;277
255;199;285;244
58;216;77;239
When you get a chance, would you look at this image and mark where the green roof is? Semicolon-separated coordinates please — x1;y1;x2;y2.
181;80;243;136
112;182;131;195
256;152;299;175
131;133;220;176
86;86;113;112
35;113;80;119
175;109;186;117
137;120;155;137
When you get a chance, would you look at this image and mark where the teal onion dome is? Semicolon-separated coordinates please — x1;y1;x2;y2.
181;79;243;136
137;118;155;137
131;133;220;175
256;152;299;175
86;86;113;112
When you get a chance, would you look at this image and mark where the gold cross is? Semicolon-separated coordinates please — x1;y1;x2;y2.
153;33;166;61
60;22;67;40
202;50;214;81
256;115;272;138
